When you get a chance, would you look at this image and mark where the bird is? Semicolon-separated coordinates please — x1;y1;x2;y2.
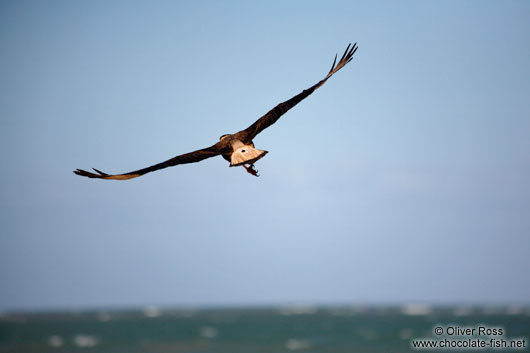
74;43;358;180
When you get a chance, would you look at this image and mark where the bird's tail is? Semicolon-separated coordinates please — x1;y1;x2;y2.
230;146;268;167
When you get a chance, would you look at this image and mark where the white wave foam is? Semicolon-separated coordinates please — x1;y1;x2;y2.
97;311;111;322
48;335;64;347
73;334;98;347
199;326;219;338
506;306;523;315
278;304;318;315
285;338;312;350
401;304;432;316
453;307;472;316
143;306;162;318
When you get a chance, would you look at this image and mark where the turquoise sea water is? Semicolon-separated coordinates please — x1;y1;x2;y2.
1;306;529;353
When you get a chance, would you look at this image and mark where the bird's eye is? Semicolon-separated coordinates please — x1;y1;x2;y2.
241;149;246;153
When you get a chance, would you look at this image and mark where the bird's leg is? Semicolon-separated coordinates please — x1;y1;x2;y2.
243;164;259;177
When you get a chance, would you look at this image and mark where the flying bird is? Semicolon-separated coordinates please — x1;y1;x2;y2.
74;43;358;180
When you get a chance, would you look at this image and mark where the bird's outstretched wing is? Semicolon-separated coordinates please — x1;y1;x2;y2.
74;143;223;180
235;43;358;143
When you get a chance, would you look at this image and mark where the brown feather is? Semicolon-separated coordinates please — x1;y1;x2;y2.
236;43;358;143
74;143;224;180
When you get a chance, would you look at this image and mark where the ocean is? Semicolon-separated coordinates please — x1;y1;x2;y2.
1;305;529;353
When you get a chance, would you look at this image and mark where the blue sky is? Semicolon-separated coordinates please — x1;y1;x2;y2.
1;0;529;311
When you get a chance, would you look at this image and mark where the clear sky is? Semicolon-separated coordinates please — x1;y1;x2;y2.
1;0;529;311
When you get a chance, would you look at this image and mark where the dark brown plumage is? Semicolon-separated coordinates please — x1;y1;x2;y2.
74;43;357;180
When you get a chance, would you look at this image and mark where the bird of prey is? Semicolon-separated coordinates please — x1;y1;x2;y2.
74;43;358;180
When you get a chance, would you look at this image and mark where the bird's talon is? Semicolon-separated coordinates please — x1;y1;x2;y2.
243;164;259;177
